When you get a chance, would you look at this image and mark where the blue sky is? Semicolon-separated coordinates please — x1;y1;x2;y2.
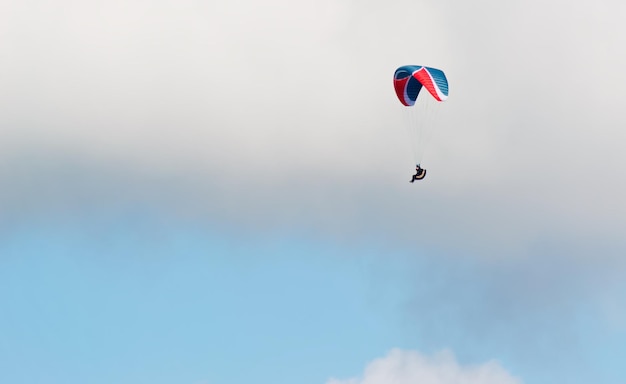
0;217;424;384
2;212;625;384
2;0;626;383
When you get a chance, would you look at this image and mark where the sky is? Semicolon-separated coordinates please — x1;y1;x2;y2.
1;0;626;383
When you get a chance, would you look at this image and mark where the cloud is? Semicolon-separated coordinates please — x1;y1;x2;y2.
2;0;625;254
326;349;522;384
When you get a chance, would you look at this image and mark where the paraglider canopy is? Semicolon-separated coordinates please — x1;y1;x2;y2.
393;65;449;106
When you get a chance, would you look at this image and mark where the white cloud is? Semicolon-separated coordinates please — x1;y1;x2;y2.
326;349;522;384
2;0;626;246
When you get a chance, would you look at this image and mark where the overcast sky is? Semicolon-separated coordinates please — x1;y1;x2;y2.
1;1;626;383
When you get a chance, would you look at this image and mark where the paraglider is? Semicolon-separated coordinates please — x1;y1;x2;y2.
410;165;426;183
393;65;449;182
